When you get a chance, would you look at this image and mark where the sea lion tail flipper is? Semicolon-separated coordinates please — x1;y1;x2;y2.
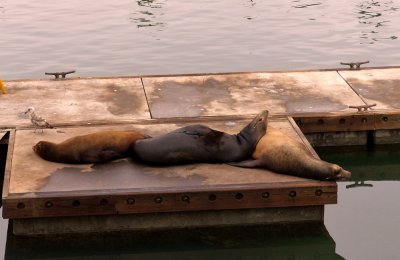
228;159;260;168
332;165;352;180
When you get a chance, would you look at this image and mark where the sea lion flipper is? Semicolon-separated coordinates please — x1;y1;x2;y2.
228;159;261;168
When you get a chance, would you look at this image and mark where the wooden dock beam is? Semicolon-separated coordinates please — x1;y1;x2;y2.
12;206;324;235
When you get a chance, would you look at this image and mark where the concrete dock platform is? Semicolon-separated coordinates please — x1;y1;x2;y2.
1;66;400;235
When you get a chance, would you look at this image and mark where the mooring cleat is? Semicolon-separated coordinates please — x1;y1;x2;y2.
349;103;376;112
340;61;370;70
45;70;76;79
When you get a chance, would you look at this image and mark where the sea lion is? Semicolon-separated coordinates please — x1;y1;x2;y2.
229;126;351;181
33;131;149;164
131;110;268;165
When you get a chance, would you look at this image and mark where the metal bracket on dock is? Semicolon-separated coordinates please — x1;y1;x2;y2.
45;70;76;79
340;61;370;70
349;103;376;112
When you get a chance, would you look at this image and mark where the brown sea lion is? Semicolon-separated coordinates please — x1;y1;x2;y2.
33;131;149;164
131;110;268;165
229;126;351;181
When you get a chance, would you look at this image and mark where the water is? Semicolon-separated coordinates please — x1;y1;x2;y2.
1;0;400;259
0;0;399;80
318;145;400;259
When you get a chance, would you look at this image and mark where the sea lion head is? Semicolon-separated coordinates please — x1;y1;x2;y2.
240;110;268;140
234;110;268;153
251;109;268;129
33;141;54;157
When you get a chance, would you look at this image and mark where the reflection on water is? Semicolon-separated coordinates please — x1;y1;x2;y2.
4;223;344;259
315;144;400;182
1;0;400;79
357;0;399;44
0;1;4;22
318;144;400;259
292;1;322;9
130;0;166;30
243;0;256;20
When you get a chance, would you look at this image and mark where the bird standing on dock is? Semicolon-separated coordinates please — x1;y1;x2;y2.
24;107;54;132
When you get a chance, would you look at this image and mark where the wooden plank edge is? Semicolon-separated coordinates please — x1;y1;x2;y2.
294;113;376;133
3;184;336;219
288;116;320;159
2;129;15;202
6;179;337;198
7;115;288;132
4;110;400;131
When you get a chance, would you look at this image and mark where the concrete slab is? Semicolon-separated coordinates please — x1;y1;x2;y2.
8;119;305;194
3;117;336;219
0;78;150;127
142;71;365;118
339;68;400;109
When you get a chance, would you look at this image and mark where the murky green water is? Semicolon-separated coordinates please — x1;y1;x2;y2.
318;145;400;260
4;223;343;259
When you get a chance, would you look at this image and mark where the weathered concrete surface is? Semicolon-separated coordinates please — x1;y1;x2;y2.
142;71;365;118
0;78;150;128
9;119;306;194
340;68;400;109
12;206;323;235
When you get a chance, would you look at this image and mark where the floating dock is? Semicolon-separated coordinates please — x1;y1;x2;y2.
1;66;400;235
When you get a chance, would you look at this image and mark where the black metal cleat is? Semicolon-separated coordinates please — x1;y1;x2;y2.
340;61;370;70
45;70;76;79
349;103;377;112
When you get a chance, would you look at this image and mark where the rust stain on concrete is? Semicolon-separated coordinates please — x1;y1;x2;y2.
38;159;207;192
98;84;143;116
345;77;400;109
149;77;234;118
143;71;363;118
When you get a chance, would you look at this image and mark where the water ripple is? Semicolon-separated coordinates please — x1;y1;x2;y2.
292;2;322;9
0;0;400;80
356;0;399;44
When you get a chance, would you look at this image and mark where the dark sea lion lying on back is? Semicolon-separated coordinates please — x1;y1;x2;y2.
229;126;351;181
33;131;149;164
131;110;269;165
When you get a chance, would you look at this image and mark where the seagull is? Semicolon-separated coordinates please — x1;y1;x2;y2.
24;107;54;132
